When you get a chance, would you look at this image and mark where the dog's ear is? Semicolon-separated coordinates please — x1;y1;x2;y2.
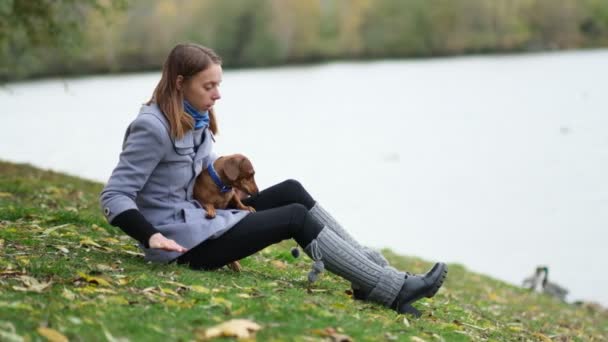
240;157;254;175
224;157;240;181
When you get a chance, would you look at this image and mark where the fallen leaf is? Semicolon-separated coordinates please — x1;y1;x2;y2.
94;264;114;272
12;276;53;293
312;327;353;342
410;337;426;342
102;326;130;342
79;237;101;248
190;285;210;294
403;316;410;327
210;297;232;309
123;250;144;257
0;321;24;342
37;327;68;342
62;288;76;301
159;286;180;297
271;260;287;269
201;319;262;339
77;272;112;287
41;224;71;236
532;332;552;342
54;246;69;254
163;280;189;289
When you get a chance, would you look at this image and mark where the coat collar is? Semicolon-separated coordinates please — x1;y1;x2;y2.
141;103;213;160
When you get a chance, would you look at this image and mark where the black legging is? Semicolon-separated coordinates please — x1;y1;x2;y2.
176;179;323;270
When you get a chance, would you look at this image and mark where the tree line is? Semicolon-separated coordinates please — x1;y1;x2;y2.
1;0;607;82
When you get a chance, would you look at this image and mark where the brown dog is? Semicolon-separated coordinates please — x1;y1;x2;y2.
193;153;259;218
193;154;259;272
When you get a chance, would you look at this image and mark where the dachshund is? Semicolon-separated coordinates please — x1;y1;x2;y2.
193;153;259;218
193;154;259;272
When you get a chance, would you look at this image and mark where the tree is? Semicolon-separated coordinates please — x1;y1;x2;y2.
0;0;125;81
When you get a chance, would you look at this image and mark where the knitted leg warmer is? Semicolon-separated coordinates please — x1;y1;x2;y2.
303;227;404;307
309;203;390;267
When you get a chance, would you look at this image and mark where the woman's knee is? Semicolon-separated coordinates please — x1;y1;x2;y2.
285;203;322;245
285;203;308;226
280;179;315;209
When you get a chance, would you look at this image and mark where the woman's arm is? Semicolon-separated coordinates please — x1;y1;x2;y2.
99;115;184;251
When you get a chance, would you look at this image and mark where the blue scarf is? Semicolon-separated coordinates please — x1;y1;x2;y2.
183;100;210;130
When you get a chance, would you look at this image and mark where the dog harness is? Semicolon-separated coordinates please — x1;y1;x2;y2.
208;163;232;193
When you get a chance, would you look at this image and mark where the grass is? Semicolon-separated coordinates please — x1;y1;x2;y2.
0;160;606;341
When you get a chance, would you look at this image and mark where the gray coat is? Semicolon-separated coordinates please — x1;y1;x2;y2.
100;103;249;263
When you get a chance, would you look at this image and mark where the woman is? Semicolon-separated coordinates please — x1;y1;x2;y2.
100;43;447;315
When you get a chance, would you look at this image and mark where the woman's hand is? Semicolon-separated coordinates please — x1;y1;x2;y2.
148;233;188;253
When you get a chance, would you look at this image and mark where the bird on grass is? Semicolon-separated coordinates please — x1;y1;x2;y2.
522;266;568;301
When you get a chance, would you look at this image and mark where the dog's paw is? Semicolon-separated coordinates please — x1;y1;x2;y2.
205;210;217;219
227;261;242;272
245;206;256;213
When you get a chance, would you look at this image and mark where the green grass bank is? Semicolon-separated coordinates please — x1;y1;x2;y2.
0;160;606;341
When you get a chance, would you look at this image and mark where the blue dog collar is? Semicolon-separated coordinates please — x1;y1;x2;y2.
208;162;232;193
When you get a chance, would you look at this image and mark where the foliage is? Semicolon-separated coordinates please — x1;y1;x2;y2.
3;0;608;82
0;0;125;81
0;160;607;340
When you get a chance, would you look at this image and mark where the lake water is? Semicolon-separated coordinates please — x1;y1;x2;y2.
1;49;607;306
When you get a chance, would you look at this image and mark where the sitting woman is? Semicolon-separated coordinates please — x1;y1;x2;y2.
99;43;447;316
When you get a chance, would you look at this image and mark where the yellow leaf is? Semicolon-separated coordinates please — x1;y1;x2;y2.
532;333;552;342
37;327;68;342
210;297;232;309
190;285;210;294
105;296;130;305
163;280;189;289
77;272;111;287
411;337;427;342
202;319;262;339
0;192;13;198
101;237;121;244
79;237;101;248
116;278;130;286
159;287;180;297
62;288;76;301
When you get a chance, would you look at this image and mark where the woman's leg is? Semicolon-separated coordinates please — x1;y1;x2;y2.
241;179;315;211
176;203;321;270
244;179;389;266
178;202;447;315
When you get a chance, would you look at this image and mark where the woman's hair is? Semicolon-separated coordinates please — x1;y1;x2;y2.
148;43;221;139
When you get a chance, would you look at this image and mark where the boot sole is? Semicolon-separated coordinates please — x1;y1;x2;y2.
424;263;448;298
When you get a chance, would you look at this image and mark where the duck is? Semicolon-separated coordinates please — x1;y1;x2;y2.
522;266;569;301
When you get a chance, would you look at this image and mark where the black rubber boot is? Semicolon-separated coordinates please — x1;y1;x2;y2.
391;262;448;315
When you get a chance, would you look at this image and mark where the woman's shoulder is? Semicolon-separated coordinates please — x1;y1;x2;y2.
126;104;171;144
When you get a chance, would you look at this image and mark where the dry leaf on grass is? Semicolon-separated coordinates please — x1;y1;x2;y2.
270;260;287;269
77;272;112;287
200;319;262;339
0;321;24;342
37;327;68;342
312;327;353;342
12;276;53;293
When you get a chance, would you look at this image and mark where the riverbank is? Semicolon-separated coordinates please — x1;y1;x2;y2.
0;160;606;340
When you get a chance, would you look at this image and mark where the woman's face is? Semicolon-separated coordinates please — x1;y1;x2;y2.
179;63;222;112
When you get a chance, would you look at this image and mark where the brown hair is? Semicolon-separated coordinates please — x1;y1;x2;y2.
148;43;221;139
